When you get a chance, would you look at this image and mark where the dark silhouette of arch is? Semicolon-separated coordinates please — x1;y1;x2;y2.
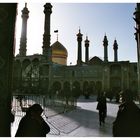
83;81;90;99
63;82;71;105
96;81;102;94
63;82;71;95
89;81;96;95
22;59;31;70
32;58;39;66
52;81;62;94
72;81;81;98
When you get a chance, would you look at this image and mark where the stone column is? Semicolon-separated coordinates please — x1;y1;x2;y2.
0;3;17;136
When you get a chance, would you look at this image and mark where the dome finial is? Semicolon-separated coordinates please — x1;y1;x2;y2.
57;33;58;41
54;30;59;41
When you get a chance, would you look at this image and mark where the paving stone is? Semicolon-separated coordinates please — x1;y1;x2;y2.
12;96;123;137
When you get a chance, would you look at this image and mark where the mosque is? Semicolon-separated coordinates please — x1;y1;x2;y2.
13;3;138;98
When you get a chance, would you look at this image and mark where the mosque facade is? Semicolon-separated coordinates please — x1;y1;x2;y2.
13;3;138;99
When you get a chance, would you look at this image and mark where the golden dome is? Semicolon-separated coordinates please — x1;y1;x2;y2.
51;41;68;65
51;41;68;57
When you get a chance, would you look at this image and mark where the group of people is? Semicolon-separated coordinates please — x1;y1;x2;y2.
96;89;140;137
11;89;140;137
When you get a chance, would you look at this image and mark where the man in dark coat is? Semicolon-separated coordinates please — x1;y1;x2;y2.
113;89;140;137
15;104;50;137
96;92;107;126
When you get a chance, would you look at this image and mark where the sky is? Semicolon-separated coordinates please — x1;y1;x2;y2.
15;2;137;65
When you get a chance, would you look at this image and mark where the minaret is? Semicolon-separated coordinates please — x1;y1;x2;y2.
113;39;118;62
134;3;140;100
77;29;83;65
19;3;29;56
42;3;52;61
103;34;108;62
85;36;89;63
134;3;140;62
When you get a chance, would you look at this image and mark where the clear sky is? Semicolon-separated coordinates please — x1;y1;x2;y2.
15;2;137;65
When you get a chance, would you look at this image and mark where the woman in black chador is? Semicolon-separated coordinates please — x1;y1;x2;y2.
96;92;107;126
15;104;50;137
113;89;140;137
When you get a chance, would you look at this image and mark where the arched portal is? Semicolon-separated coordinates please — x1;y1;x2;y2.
72;81;81;98
89;81;96;95
63;81;71;96
52;81;62;95
96;81;102;94
83;81;90;99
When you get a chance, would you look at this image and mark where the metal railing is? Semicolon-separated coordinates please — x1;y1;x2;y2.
11;94;76;136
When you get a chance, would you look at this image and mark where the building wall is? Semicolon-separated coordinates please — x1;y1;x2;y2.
13;56;138;97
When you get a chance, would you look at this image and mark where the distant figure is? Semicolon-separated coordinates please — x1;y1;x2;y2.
113;89;140;137
15;104;50;137
96;92;107;126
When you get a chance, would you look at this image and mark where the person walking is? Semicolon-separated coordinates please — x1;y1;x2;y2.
96;92;107;126
113;89;140;137
15;104;50;137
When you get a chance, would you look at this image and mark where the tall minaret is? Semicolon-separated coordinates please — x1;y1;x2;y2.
103;34;108;62
134;3;140;99
19;3;29;56
134;3;140;62
42;3;52;62
77;29;83;65
113;39;118;62
85;36;89;63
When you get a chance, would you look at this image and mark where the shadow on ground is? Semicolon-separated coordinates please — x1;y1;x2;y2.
47;103;116;136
